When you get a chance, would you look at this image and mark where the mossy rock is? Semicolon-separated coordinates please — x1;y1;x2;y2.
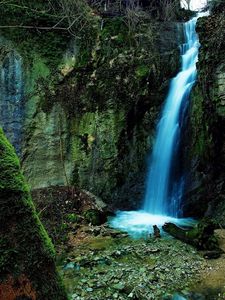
163;218;220;252
67;213;79;223
0;128;68;299
135;65;149;78
83;209;106;226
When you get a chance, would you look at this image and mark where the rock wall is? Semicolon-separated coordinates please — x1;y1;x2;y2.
184;6;225;222
29;24;183;209
0;3;184;209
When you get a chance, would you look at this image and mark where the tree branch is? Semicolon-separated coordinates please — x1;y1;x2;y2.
0;25;68;31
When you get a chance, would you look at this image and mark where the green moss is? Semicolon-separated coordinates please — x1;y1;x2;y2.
70;110;125;197
25;55;51;97
67;213;79;223
190;88;211;158
0;128;68;299
87;236;116;251
0;128;26;191
0;1;71;68
135;65;149;78
186;218;219;250
0;29;69;69
100;17;129;48
83;209;102;226
31;56;50;80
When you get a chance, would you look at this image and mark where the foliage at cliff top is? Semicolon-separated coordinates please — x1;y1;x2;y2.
0;0;190;68
0;128;68;299
0;0;98;66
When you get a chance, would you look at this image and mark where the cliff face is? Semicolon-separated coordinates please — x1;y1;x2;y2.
0;2;184;209
185;5;225;222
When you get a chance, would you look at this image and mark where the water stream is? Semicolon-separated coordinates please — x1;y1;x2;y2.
110;13;208;236
143;15;200;216
0;50;24;155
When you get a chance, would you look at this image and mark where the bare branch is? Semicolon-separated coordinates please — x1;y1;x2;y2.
0;25;68;31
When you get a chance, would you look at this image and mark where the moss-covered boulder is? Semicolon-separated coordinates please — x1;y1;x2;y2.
0;128;67;300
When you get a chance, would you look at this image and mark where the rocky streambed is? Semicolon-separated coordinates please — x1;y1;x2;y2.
34;188;225;300
58;225;209;300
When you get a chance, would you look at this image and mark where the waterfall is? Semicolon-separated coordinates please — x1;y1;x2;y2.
109;13;209;237
0;50;24;155
143;13;207;217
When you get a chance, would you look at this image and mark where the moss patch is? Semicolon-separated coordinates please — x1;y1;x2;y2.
0;128;68;299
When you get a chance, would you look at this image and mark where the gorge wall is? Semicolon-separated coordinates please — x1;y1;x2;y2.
184;2;225;223
1;1;224;219
0;1;185;210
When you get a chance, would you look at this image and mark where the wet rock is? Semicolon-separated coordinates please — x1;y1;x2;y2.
113;282;125;291
60;234;206;300
153;225;161;238
63;262;75;270
203;251;222;259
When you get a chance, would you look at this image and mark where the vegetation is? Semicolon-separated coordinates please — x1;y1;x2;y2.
163;218;220;251
188;0;225;220
0;1;225;299
209;0;225;12
0;128;67;299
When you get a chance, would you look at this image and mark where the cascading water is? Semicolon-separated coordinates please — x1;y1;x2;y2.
0;50;24;155
143;15;200;216
110;12;208;237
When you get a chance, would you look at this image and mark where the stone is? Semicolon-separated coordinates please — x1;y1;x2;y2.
113;283;125;291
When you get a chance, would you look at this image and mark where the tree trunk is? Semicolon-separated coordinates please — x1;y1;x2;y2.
162;218;221;251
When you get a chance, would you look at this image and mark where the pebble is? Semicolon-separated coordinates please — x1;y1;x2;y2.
61;227;204;300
